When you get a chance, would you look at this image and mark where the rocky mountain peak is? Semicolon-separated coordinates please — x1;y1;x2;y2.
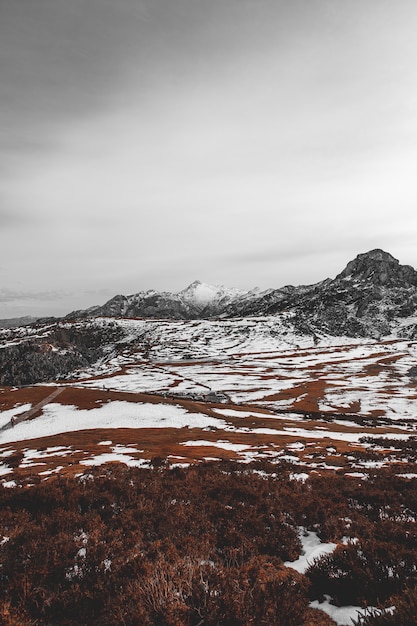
180;280;248;309
180;280;204;296
180;280;222;304
336;249;417;287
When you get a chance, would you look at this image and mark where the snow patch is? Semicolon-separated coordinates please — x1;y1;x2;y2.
0;404;32;428
0;401;226;444
310;597;372;626
284;528;337;574
182;440;249;452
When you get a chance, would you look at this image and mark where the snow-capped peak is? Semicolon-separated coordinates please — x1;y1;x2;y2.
180;281;247;306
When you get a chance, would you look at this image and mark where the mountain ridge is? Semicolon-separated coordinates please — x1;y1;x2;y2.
0;316;39;329
64;249;417;338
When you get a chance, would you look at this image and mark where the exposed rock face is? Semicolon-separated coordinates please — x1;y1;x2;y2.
66;250;417;339
336;249;417;287
258;250;417;338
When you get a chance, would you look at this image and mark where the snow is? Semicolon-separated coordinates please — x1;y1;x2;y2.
0;404;32;428
284;530;384;625
66;317;417;422
0;450;13;458
0;464;12;477
81;453;147;467
180;281;244;306
344;472;368;479
0;402;226;444
20;447;76;467
289;472;309;482
284;529;337;573
213;408;274;418
23;446;73;460
352;459;386;469
80;366;178;394
247;426;410;443
398;473;417;479
3;316;417;473
310;597;372;625
182;440;249;452
287;442;306;450
341;536;359;545
111;444;142;454
39;466;65;476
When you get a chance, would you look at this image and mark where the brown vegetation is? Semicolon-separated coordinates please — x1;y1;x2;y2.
0;462;417;624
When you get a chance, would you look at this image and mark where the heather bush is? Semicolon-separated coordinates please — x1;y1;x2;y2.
354;587;417;625
0;462;416;624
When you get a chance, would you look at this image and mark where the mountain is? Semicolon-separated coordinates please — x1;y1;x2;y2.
238;249;417;338
67;280;264;320
179;280;249;312
0;316;39;329
65;249;417;339
282;249;417;338
336;248;417;286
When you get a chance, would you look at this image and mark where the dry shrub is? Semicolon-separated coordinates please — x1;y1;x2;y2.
354;587;417;625
1;462;417;624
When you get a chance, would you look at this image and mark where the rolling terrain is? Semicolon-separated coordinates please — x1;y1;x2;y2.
2;249;417;625
1;312;417;482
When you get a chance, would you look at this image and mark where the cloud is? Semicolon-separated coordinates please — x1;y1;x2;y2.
0;209;20;228
0;289;69;304
1;0;417;316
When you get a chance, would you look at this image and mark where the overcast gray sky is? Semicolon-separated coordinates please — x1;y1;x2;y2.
1;0;417;317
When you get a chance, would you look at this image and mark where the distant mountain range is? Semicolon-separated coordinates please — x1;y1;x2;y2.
0;316;39;329
65;249;417;339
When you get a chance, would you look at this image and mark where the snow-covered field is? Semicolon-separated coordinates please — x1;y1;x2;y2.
68;317;417;421
1;316;417;478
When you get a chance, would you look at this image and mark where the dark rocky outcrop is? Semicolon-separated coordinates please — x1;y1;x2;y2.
0;341;89;387
258;250;417;338
336;249;417;287
0;321;125;386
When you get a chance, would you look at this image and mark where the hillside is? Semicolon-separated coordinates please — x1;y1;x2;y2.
1;249;417;625
0;316;39;329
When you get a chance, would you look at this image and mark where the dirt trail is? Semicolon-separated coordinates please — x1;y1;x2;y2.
1;387;65;431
